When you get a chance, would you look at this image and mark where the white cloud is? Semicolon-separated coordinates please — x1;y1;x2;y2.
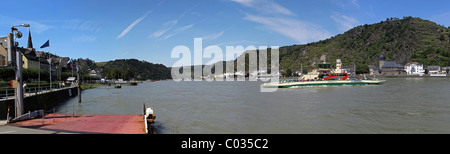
62;20;102;32
25;21;54;34
151;20;178;38
231;0;295;16
162;24;194;40
117;11;152;39
331;13;359;32
73;35;97;42
431;11;450;27
351;0;360;8
244;14;332;44
232;0;332;44
201;31;225;40
0;14;54;34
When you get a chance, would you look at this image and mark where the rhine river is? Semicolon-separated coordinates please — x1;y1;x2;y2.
56;78;450;134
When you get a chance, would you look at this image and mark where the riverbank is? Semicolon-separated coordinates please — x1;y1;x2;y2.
80;83;108;90
376;74;450;78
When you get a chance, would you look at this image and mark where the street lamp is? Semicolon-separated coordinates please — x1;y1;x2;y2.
11;24;30;39
10;24;30;119
12;24;30;27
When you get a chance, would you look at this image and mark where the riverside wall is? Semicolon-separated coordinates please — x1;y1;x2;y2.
0;87;78;119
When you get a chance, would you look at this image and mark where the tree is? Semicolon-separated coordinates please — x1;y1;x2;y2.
0;68;15;81
281;71;287;77
356;64;369;74
286;69;292;77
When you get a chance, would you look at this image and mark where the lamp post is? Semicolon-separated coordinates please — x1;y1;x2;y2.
11;24;30;118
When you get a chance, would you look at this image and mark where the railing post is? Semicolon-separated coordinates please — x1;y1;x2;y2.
7;106;10;123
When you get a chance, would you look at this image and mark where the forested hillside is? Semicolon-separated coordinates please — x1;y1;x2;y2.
99;59;171;80
277;16;450;70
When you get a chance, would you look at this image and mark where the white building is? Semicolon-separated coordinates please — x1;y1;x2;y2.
334;59;342;73
405;62;425;75
426;66;441;74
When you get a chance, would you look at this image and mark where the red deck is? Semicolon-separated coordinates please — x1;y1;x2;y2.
11;114;146;134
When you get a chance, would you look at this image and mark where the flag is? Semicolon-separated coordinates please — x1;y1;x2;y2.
40;40;49;49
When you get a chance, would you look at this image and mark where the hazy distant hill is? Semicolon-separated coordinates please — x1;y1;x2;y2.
276;16;450;70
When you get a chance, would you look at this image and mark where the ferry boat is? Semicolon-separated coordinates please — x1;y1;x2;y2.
263;57;385;88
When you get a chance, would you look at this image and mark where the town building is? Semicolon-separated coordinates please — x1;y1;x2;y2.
442;67;450;74
0;37;9;66
89;69;103;78
379;55;406;75
368;65;380;75
0;43;6;66
426;66;441;74
404;62;425;75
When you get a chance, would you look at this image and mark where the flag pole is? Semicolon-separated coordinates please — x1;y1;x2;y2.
49;40;52;90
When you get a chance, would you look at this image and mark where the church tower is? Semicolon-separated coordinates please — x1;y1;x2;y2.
27;30;33;50
379;54;386;69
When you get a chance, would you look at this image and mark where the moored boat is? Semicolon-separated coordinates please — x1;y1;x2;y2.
264;56;385;88
263;78;385;88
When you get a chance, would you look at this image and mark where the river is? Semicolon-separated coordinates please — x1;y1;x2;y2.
56;78;450;134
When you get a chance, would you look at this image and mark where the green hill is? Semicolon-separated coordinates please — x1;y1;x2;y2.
100;59;171;80
276;16;450;70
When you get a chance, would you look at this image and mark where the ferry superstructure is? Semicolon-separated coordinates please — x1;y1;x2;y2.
263;57;385;88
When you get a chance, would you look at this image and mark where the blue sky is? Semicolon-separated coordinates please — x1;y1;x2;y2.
1;0;450;67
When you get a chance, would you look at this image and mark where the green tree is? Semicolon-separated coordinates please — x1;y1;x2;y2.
286;69;292;77
356;64;369;74
0;68;15;81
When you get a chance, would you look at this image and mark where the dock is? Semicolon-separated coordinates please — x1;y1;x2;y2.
5;114;146;134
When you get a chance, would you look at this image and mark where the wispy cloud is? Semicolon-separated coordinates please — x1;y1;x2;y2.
232;0;331;44
244;14;331;44
331;13;359;32
351;0;360;8
150;20;178;38
150;5;198;40
431;11;450;27
72;35;97;42
0;14;54;34
62;20;102;32
231;0;295;16
162;24;194;40
201;31;225;40
117;11;152;39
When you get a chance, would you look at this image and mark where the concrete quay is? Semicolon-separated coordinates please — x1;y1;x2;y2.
1;114;146;134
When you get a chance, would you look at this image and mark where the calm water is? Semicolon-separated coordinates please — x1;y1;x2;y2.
56;78;450;134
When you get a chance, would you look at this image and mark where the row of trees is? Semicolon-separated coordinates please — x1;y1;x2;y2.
103;68;134;80
0;68;99;82
0;68;51;81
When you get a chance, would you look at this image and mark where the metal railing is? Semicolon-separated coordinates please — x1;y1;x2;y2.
1;85;74;100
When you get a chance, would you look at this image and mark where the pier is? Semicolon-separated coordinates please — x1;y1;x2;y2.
3;114;146;134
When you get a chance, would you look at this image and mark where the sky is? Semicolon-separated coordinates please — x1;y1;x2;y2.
1;0;450;67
